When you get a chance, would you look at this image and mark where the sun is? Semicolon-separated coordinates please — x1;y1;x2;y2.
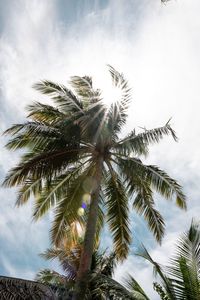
102;83;122;107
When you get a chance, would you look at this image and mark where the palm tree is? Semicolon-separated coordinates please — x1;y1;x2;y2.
36;244;134;299
3;66;186;299
126;220;200;300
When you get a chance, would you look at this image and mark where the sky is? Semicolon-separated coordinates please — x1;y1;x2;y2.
0;0;200;298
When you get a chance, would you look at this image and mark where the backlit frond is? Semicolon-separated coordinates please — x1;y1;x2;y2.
115;122;177;157
106;65;131;136
105;163;131;260
124;274;150;300
51;163;94;246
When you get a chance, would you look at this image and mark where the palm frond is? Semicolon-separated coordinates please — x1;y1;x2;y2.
145;165;186;209
4;121;60;139
3;121;64;153
98;252;116;277
40;246;80;281
105;162;131;260
35;269;66;286
50;163;94;246
27;101;65;124
33;80;83;115
136;245;177;299
115;122;177;157
70;76;101;105
3;148;85;187
165;220;200;300
116;157;186;210
16;177;42;206
33;165;84;220
124;274;150;300
133;186;165;243
106;65;131;137
91;273;133;299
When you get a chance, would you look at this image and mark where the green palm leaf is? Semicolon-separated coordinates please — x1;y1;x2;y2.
35;269;67;286
133;186;165;243
124;274;150;300
27;101;65;123
50;163;94;246
117;157;186;209
16;177;42;206
106;65;131;137
165;220;200;299
105;163;131;260
91;274;134;299
115;122;177;157
33;80;83;115
33;165;83;220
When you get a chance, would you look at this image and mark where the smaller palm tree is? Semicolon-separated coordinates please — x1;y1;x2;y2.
125;220;200;300
36;243;134;299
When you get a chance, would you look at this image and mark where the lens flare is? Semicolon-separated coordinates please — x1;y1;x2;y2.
81;202;87;209
77;207;84;216
82;193;91;204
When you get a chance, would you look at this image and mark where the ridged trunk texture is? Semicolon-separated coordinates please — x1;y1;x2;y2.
72;158;103;300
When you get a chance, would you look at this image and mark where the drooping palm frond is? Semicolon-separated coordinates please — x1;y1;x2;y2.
32;164;85;220
124;274;150;300
136;244;170;286
50;162;95;246
145;165;186;210
105;163;131;260
16;177;42;206
115;156;185;242
135;245;175;299
2;147;85;187
117;155;166;244
117;157;186;210
4;123;77;155
133;185;165;243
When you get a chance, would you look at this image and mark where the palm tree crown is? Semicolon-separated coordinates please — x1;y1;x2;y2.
3;66;186;259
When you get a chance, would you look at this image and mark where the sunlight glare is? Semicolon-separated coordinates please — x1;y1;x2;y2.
102;83;122;107
72;221;84;237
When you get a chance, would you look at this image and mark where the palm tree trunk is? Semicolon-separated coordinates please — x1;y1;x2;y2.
72;158;103;300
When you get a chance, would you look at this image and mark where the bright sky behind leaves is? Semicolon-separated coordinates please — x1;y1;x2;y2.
0;1;200;298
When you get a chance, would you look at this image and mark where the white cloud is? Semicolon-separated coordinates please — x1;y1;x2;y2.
0;0;200;298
